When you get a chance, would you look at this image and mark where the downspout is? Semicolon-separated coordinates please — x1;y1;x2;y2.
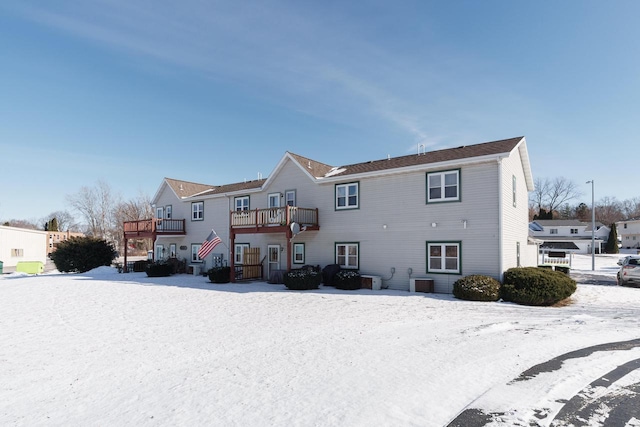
497;158;504;282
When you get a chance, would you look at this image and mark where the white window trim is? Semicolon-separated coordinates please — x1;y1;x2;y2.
285;190;296;207
427;170;460;203
192;201;204;221
335;182;359;210
293;243;305;264
235;196;249;211
191;244;203;263
235;243;250;264
335;242;359;269
427;242;461;274
268;193;281;208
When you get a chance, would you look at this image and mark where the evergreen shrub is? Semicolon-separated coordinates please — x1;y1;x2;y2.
502;267;577;306
145;262;173;277
452;275;501;301
334;270;361;290
283;269;322;290
50;236;117;273
208;266;231;283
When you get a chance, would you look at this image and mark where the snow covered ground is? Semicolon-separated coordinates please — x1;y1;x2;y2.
1;253;639;426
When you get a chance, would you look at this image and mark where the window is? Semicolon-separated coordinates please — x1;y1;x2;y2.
11;248;24;257
336;243;359;269
625;224;628;229
156;207;164;219
550;229;558;235
191;244;203;262
155;244;164;261
235;196;249;211
570;228;578;234
293;243;305;264
166;205;172;219
169;243;176;258
285;190;296;207
192;201;204;221
427;242;461;274
512;175;517;207
234;243;250;264
427;170;460;203
268;193;280;208
335;182;359;210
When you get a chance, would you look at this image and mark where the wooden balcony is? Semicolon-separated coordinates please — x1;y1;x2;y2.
230;206;319;233
123;218;186;238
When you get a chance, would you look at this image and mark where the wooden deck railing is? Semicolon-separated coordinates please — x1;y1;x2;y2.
230;206;318;228
123;218;186;236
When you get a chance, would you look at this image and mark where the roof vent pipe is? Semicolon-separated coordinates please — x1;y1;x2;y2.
418;144;426;155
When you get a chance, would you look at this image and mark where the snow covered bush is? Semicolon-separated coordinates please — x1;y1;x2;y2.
334;270;361;290
452;275;501;301
501;267;577;306
208;267;231;283
283;269;322;290
50;236;117;273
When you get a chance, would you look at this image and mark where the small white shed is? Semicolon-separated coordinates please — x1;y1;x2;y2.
0;226;47;268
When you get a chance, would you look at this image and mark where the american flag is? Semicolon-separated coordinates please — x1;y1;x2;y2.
197;230;222;259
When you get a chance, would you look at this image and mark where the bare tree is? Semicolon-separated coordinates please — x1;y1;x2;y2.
530;177;582;217
595;197;624;226
113;191;154;254
66;180;121;242
621;197;640;220
2;219;40;229
40;210;79;232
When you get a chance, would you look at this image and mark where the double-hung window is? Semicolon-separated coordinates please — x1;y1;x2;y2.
336;182;359;210
293;243;305;264
426;242;461;274
192;201;204;221
427;170;460;203
285;190;296;207
336;242;359;269
235;196;249;211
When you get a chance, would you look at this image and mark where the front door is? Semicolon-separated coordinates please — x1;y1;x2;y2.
268;245;280;277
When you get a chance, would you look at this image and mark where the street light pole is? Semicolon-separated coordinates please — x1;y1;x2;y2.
586;180;595;271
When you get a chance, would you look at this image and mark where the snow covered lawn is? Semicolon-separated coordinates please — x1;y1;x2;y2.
1;254;639;426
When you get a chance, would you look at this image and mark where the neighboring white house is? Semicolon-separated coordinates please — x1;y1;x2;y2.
0;225;48;269
617;218;640;249
528;219;609;254
127;136;536;293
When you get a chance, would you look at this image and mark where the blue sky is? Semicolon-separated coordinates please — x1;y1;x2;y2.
1;1;638;222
